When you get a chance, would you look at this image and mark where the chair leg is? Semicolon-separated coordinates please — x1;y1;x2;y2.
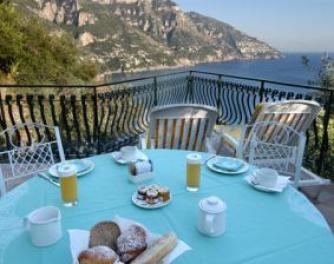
0;168;6;197
294;135;306;188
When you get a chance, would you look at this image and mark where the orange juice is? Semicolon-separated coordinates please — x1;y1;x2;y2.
60;175;78;204
57;163;78;207
186;153;202;191
187;163;201;189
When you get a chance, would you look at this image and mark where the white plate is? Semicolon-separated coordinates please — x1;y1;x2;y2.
131;192;172;209
245;174;290;193
207;157;249;175
111;151;148;165
49;159;95;178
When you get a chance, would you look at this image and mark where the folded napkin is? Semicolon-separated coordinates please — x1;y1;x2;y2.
213;158;244;171
69;215;191;264
70;159;89;173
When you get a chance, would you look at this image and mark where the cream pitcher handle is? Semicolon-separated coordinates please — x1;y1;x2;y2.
204;214;215;235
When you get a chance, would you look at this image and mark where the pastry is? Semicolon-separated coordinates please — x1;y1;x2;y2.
131;232;178;264
145;190;159;205
89;221;121;251
78;245;120;264
158;187;170;202
149;184;160;191
116;224;147;263
137;186;149;200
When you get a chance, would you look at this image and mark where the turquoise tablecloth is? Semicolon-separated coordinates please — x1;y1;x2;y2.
1;150;334;264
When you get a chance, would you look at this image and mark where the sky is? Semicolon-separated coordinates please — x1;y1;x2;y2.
174;0;334;52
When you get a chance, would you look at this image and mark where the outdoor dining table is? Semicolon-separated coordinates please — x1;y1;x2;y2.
1;149;334;264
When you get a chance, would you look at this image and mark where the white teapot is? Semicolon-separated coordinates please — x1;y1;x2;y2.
197;196;227;237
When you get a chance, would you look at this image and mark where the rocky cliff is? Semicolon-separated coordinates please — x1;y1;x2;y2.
16;0;281;76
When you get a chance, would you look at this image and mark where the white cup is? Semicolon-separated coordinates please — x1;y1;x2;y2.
253;168;278;188
24;206;62;247
121;146;140;162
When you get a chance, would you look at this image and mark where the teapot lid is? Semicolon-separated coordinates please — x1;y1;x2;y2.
199;196;226;214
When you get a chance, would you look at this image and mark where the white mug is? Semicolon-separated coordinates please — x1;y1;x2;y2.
121;146;140;162
253;168;278;188
197;196;227;237
24;206;62;247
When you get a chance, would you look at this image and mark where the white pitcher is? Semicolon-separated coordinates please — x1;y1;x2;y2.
24;206;62;247
197;196;227;237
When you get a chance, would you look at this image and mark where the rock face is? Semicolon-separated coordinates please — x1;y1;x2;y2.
19;0;281;75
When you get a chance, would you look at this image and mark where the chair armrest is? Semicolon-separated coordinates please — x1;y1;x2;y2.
138;133;147;150
205;138;217;154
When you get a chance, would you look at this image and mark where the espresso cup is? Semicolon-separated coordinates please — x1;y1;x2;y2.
253;168;278;188
121;146;139;162
24;206;62;247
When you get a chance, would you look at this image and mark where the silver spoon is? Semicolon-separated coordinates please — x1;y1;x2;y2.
37;172;60;187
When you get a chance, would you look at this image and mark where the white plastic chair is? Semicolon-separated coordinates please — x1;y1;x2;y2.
219;100;323;186
0;123;65;197
142;104;218;152
247;121;305;187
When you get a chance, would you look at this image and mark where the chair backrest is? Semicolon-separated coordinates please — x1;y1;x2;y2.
0;123;65;197
242;100;321;156
147;104;218;151
247;121;305;185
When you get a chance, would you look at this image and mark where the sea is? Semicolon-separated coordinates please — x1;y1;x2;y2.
112;52;333;89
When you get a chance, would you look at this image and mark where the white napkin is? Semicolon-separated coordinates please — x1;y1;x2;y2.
69;216;191;264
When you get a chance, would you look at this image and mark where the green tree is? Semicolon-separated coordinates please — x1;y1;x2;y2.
302;53;334;88
0;3;98;84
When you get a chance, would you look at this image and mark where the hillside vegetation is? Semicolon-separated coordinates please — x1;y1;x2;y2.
0;2;98;84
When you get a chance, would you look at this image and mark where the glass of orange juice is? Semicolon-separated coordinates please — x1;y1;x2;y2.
186;153;202;192
57;163;78;207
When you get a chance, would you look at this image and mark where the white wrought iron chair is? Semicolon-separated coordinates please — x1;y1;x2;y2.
218;100;323;186
142;104;218;152
0;123;65;197
247;121;305;187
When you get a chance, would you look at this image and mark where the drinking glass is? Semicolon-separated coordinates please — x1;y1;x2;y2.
57;163;78;207
186;153;202;191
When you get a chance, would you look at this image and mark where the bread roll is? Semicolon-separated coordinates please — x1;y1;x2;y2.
117;224;147;263
89;221;121;251
130;232;177;264
78;245;120;264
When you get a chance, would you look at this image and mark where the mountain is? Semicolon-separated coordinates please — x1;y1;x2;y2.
14;0;281;78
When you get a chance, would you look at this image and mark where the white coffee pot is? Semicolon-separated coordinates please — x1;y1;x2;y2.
197;196;227;237
24;206;62;247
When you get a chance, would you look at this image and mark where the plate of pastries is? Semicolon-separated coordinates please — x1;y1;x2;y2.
132;184;171;209
76;220;179;264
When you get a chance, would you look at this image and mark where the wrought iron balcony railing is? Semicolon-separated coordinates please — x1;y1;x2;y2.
0;70;333;179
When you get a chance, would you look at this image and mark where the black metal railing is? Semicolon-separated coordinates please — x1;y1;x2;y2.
0;70;333;179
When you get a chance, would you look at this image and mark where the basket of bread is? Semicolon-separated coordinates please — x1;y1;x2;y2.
70;216;191;264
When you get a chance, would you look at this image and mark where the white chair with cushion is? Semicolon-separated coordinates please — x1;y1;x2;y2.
218;100;323;186
0;123;65;197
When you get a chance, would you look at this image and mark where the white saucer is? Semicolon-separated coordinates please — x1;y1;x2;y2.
207;157;249;175
111;151;148;165
131;192;172;210
48;159;95;178
245;174;290;193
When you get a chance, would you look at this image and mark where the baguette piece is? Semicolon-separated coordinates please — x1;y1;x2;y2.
131;232;177;264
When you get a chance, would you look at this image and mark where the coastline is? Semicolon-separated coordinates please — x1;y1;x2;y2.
106;55;281;81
